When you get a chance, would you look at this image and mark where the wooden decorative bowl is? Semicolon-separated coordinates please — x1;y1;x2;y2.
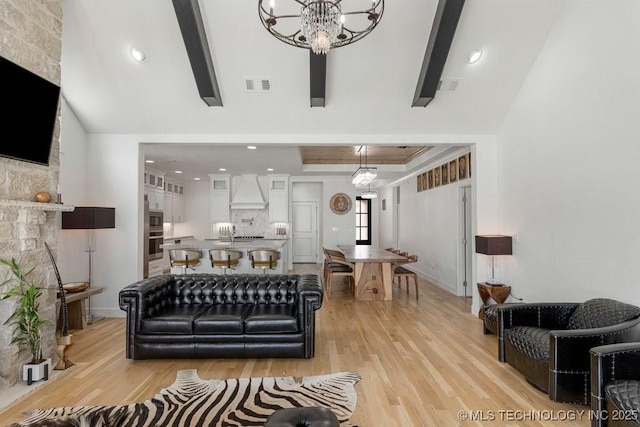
62;282;90;293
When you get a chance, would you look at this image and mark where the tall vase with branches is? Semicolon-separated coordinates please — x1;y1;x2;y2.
44;241;74;369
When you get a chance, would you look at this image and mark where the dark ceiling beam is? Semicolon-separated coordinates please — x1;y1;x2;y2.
172;0;222;107
412;0;465;107
309;51;326;107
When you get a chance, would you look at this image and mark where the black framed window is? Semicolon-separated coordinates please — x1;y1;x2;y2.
355;197;371;245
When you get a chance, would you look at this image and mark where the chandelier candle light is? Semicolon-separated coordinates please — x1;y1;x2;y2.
259;0;384;55
352;145;377;187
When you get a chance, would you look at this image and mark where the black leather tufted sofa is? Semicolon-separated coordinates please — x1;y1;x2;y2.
497;298;640;404
590;342;640;427
119;274;323;360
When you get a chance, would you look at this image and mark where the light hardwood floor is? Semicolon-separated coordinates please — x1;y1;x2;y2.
0;267;591;426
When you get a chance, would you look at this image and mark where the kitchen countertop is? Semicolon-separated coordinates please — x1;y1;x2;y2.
163;235;194;242
161;238;288;250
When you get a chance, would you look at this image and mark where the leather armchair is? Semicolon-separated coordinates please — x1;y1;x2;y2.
497;298;640;404
590;342;640;427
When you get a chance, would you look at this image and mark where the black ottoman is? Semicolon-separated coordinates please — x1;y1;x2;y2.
264;407;340;427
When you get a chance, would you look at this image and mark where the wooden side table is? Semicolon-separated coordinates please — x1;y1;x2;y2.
477;282;511;318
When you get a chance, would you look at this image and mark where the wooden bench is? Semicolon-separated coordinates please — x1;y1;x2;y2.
57;287;103;330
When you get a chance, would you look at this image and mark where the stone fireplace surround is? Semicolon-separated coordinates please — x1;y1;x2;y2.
0;0;64;388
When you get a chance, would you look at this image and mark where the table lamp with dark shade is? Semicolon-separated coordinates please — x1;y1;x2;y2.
61;207;115;324
475;235;512;284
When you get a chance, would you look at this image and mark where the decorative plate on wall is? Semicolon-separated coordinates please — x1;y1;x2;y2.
329;193;352;215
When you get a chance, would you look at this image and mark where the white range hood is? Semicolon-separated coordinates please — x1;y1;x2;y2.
230;174;268;210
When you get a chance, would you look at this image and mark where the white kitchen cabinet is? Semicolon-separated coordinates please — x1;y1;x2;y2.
209;174;230;223
268;175;289;223
164;178;186;222
147;187;164;211
165;193;185;222
145;168;166;211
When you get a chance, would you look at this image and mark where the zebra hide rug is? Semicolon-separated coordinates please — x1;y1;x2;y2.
11;369;361;427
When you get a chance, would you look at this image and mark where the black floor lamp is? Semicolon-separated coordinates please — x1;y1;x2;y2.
62;207;115;324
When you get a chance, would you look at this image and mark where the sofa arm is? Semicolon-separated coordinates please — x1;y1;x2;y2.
551;317;640;373
296;274;323;359
119;275;176;359
548;317;640;405
590;342;640;427
297;274;323;311
496;302;579;362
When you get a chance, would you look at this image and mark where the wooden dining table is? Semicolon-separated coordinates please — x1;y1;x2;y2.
338;245;408;301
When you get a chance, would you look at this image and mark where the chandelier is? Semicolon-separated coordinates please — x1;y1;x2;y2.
361;185;378;199
258;0;384;55
352;146;376;187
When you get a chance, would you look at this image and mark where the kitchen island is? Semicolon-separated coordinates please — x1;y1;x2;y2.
161;238;289;275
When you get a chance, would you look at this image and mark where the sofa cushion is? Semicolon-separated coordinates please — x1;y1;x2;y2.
193;304;252;334
140;306;207;334
567;298;640;330
245;305;298;334
605;380;640;415
504;326;550;360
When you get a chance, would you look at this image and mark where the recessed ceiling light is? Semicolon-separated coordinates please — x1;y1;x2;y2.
267;168;274;172
247;146;257;150
194;177;201;181
466;49;482;64
175;170;182;174
219;168;227;172
130;46;147;62
145;159;154;164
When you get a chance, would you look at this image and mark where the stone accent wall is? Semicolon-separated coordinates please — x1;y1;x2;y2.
0;0;63;386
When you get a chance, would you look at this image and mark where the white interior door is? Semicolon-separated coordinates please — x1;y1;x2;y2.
292;201;317;263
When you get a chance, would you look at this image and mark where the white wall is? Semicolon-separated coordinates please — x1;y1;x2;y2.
389;153;474;295
172;180;210;239
378;140;499;314
321;177;357;251
84;135;142;318
497;0;640;305
378;186;395;250
291;177;356;254
58;100;89;282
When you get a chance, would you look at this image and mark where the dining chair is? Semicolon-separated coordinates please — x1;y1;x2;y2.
323;248;355;298
393;254;419;299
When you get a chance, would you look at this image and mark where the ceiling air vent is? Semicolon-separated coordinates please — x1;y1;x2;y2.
437;79;459;92
245;78;272;93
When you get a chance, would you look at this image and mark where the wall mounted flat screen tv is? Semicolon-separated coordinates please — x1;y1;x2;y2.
0;55;61;166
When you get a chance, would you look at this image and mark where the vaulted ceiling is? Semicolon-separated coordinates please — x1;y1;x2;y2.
61;0;561;181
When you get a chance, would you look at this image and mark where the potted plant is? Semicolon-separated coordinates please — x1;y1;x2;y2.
0;258;52;385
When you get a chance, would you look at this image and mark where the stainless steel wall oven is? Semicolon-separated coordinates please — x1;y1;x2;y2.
148;210;164;261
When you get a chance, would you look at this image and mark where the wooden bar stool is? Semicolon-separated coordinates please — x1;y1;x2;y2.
169;249;202;273
249;249;281;273
209;248;243;274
